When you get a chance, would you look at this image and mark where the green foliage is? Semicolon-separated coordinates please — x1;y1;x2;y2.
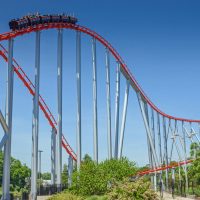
0;151;31;192
72;160;107;195
100;158;136;181
107;178;159;200
62;164;68;185
188;158;200;183
48;190;83;200
10;158;31;190
42;172;51;180
71;157;136;196
85;196;107;200
190;142;200;159
83;154;93;163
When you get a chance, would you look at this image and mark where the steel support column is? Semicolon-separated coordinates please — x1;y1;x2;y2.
114;62;120;159
56;29;63;189
157;113;162;165
0;134;8;150
182;121;188;195
51;128;56;185
157;113;163;195
163;116;169;190
76;31;81;171
137;92;159;167
0;110;8;133
92;38;98;163
118;80;130;159
68;156;73;188
2;38;14;200
151;108;157;191
105;48;112;159
144;102;153;186
31;31;40;200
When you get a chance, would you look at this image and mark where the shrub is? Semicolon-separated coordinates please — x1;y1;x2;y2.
48;190;83;200
107;178;159;200
71;158;136;196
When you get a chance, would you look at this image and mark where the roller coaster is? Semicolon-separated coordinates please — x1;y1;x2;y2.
0;14;199;199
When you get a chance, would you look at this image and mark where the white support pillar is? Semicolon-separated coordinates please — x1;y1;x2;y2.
157;113;162;165
92;37;98;163
51;128;56;185
31;31;40;200
2;38;14;200
105;48;112;159
163;116;169;191
157;113;163;194
56;29;63;190
76;31;81;171
144;102;153;186
118;80;130;159
137;92;159;168
182;121;188;195
0;110;8;133
114;62;120;159
151;108;157;191
68;156;73;188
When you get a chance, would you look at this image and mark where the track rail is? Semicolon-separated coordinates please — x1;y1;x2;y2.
138;159;193;176
0;23;199;123
0;44;77;161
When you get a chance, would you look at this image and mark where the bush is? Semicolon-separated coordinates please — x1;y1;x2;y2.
107;178;159;200
71;158;136;196
48;190;83;200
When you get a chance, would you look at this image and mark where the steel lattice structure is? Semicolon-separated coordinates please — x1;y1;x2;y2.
0;21;199;199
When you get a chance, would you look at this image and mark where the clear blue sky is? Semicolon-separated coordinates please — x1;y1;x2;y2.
0;0;200;172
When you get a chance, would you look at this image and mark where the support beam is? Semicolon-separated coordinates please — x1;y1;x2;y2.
0;134;8;150
31;31;40;200
151;108;157;191
182;122;188;194
118;80;130;159
76;31;82;171
114;62;120;159
56;29;63;190
172;167;175;198
157;113;163;195
144;102;153;186
105;48;112;159
163;116;169;191
2;39;14;200
68;156;73;188
191;127;200;143
0;110;8;133
92;37;98;163
51;128;56;185
157;113;162;165
137;93;159;167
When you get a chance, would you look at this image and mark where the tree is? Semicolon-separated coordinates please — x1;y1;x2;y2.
82;154;92;163
0;151;31;191
42;172;51;180
10;157;31;190
190;142;200;159
71;157;136;196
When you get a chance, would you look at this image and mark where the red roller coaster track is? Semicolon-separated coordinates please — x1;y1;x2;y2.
0;23;199;162
138;159;193;176
0;23;199;123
